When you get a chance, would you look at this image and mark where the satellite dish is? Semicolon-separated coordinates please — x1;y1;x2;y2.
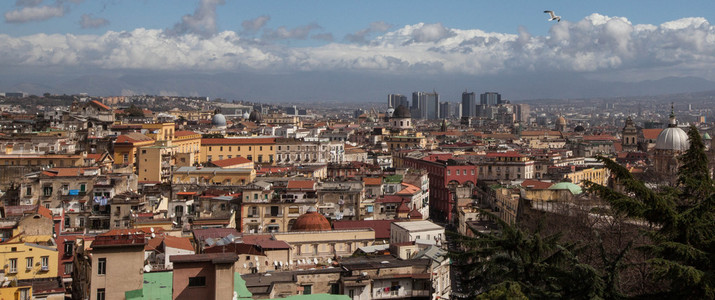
313;258;318;264
144;265;152;272
150;228;154;233
151;233;155;238
279;261;283;267
243;263;247;268
255;257;259;261
273;261;278;266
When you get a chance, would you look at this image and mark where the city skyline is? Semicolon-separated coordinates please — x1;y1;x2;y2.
2;1;715;101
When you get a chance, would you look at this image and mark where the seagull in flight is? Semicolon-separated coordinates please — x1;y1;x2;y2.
544;10;561;22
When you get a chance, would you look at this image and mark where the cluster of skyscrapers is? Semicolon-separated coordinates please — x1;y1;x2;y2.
388;91;513;120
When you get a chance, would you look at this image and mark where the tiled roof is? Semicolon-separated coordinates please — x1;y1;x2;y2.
163;236;194;251
583;134;617;141
286;180;315;190
362;177;382;186
116;132;154;144
642;129;663;140
486;151;524;158
90;100;110;110
201;138;275;145
210;156;253;167
520;179;554;190
396;183;420;195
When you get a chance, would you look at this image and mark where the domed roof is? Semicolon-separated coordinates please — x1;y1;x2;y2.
655;127;689;151
557;116;567;125
548;182;583;195
212;113;227;127
291;207;331;231
574;125;585;132
248;110;262;123
393;105;411;118
386;108;395;118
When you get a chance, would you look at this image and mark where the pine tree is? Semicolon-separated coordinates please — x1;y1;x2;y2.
586;126;715;298
450;213;606;299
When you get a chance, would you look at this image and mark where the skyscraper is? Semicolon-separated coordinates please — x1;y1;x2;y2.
480;92;501;106
388;94;408;108
461;91;476;118
439;102;450;119
412;91;439;119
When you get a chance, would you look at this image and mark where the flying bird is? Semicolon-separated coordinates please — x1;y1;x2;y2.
544;10;561;22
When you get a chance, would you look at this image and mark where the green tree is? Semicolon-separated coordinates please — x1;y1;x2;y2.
586;125;715;299
450;213;606;299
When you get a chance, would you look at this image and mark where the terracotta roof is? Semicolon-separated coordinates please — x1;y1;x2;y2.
145;237;163;251
520;179;554;190
36;205;53;219
90;100;110;110
163;236;194;251
396;183;420;195
192;228;240;242
201;138;276;145
362;177;382;186
174;130;200;137
291;210;331;231
116;132;154;144
210;156;252;167
85;153;103;161
254;239;291;250
286;180;315;190
486;151;524;158
376;195;407;203
333;220;394;239
642;129;663;140
409;209;423;219
170;253;238;264
396;202;410;213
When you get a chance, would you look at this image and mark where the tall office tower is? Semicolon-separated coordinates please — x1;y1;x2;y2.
426;91;439;120
388;94;408;108
514;103;530;122
439;102;451;119
412;91;440;119
480;92;501;106
462;92;476;118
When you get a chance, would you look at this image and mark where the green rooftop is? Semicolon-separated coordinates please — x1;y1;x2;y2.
384;174;403;183
125;271;173;300
548;182;583;195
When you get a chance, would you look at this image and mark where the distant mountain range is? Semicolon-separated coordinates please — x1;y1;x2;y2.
2;70;715;103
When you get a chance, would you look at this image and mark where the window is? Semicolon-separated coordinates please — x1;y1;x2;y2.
209;147;212;151
96;289;105;300
43;186;53;197
97;258;106;275
302;285;312;295
247;155;252;161
41;256;49;270
64;242;74;256
80;183;86;192
123;154;128;162
26;187;32;196
64;216;70;228
447;170;450;176
26;257;33;270
207;155;212;161
188;276;206;287
8;258;17;273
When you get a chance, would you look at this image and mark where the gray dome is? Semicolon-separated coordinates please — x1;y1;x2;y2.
212;113;227;127
248;110;263;123
392;105;410;118
655;127;689;151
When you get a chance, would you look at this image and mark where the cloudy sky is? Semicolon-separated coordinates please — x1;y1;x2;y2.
2;0;715;102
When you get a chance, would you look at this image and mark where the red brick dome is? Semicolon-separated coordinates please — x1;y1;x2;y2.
291;208;331;231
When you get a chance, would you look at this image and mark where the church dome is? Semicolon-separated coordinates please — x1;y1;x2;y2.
556;116;567;125
574;125;585;132
655;127;689;151
393;105;410;118
291;207;331;231
656;107;689;151
212;113;227;127
248;110;263;123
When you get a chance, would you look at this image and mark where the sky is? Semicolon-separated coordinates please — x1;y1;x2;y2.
1;0;715;102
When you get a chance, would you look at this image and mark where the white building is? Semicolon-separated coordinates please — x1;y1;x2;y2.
390;220;445;245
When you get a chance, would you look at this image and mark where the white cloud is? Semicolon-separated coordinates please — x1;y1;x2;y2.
4;4;65;23
80;14;109;29
241;15;270;33
166;0;225;38
345;21;391;43
1;14;715;82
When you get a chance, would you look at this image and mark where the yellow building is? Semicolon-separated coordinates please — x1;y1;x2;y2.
0;235;59;281
113;133;155;167
200;137;276;165
263;114;302;127
384;133;427;150
172;166;256;185
0;154;83;168
563;167;609;186
141;123;175;141
0;286;32;300
137;142;176;182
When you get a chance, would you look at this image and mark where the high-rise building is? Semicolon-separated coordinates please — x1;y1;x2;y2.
439;102;450;119
480;92;501;106
412;91;439;119
514;103;530;122
388;94;408;108
461;92;476;118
